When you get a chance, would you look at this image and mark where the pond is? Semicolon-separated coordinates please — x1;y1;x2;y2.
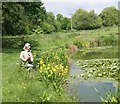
70;82;116;102
68;46;119;102
74;46;118;60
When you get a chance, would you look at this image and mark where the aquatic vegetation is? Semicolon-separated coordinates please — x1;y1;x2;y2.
77;59;119;81
94;86;119;103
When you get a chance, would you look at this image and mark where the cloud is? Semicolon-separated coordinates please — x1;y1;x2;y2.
43;0;119;3
42;0;119;17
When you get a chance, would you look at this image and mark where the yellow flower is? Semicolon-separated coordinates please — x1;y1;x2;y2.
39;70;42;73
111;97;117;102
55;65;58;69
47;64;50;67
61;65;64;69
40;60;43;64
65;68;68;71
52;67;56;72
48;74;51;77
42;64;46;67
47;67;50;70
40;66;42;71
50;70;53;75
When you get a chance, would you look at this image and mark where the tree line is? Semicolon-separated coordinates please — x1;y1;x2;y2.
2;2;119;35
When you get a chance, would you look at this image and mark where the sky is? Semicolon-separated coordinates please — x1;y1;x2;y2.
42;0;119;17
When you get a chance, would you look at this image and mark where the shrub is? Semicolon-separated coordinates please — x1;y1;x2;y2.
99;35;117;46
73;41;83;49
41;22;55;34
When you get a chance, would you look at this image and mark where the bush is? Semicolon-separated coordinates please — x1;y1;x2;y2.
99;35;117;46
73;41;83;49
2;37;23;49
41;22;55;34
24;38;39;50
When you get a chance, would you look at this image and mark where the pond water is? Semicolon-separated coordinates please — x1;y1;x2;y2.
74;46;118;60
70;82;116;102
68;61;117;102
68;46;118;102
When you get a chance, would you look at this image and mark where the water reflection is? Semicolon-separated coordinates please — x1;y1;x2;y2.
74;46;118;60
68;60;117;102
70;82;116;102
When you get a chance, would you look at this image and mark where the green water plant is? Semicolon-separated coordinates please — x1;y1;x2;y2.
94;86;119;103
77;59;119;81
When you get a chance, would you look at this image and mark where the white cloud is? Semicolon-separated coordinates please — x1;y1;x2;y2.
42;0;119;3
42;0;119;17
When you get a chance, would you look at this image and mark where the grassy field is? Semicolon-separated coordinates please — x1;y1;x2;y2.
2;50;77;102
25;26;118;50
2;26;118;102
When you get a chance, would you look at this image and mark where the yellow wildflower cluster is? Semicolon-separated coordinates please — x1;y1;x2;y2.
110;97;118;102
35;47;69;84
39;59;69;79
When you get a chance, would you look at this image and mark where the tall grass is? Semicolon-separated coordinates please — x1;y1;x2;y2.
2;50;77;102
24;26;118;51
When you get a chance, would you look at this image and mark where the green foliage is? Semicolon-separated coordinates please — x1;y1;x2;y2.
36;48;69;93
2;36;24;49
99;6;118;26
2;2;46;35
72;9;102;30
77;59;119;81
53;20;61;32
41;12;60;33
57;14;64;22
46;12;55;24
41;22;55;34
24;38;39;50
99;35;117;46
56;14;71;31
2;3;118;35
73;41;83;49
34;47;68;66
61;17;71;30
31;26;44;35
2;3;29;35
94;86;119;103
20;2;46;25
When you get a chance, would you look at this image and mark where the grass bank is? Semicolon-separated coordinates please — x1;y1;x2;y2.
2;49;77;102
24;26;118;50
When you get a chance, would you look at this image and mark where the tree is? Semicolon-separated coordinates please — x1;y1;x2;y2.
72;8;102;30
56;14;64;30
19;2;46;26
2;2;46;35
72;9;88;30
56;14;63;22
53;20;61;32
99;6;118;26
41;22;55;34
2;2;28;35
61;17;71;30
88;10;102;29
46;12;55;24
56;14;71;30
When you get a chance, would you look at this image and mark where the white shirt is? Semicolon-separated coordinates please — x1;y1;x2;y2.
20;50;33;62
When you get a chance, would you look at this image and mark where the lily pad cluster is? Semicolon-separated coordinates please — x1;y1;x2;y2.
77;59;119;81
